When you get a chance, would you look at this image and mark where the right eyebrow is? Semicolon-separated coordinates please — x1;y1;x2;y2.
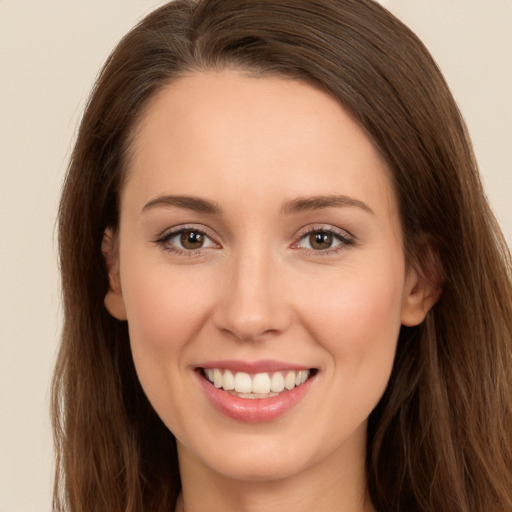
141;195;223;215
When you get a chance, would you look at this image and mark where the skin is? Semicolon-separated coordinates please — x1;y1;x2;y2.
103;70;436;512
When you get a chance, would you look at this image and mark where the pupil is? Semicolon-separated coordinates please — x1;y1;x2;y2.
181;230;204;249
310;232;332;250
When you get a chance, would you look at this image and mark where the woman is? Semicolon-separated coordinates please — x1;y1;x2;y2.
52;0;512;511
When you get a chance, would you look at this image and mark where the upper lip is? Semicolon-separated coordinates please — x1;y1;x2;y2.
196;359;314;374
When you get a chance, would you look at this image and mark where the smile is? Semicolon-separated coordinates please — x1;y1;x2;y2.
197;364;318;423
203;368;312;398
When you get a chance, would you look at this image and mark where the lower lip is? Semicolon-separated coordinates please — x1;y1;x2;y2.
197;372;314;423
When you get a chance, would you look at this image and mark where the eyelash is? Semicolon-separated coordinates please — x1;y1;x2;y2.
154;226;218;256
292;226;354;256
154;225;354;257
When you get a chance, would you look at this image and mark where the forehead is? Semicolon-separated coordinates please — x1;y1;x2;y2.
124;69;397;221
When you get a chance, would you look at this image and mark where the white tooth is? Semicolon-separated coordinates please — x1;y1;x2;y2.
213;369;223;388
270;372;285;392
223;370;235;391
295;371;302;386
252;373;271;394
284;371;296;390
234;372;252;393
300;370;309;384
206;369;214;382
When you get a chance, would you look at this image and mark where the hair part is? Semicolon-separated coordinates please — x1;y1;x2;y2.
53;1;512;510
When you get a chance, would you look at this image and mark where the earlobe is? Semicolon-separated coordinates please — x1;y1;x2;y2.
104;291;128;321
102;228;127;321
401;265;442;327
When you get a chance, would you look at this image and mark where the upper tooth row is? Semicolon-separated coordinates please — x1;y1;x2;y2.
205;369;310;394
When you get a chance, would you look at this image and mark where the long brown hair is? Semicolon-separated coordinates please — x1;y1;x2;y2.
53;0;512;510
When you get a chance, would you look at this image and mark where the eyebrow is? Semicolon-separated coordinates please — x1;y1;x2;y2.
141;195;223;215
141;193;374;216
281;195;374;215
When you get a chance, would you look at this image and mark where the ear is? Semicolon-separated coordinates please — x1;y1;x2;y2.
102;228;127;321
401;241;443;327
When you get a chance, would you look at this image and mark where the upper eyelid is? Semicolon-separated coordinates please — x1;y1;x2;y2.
294;224;354;240
156;224;218;241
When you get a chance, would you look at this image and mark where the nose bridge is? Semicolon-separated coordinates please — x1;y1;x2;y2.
214;238;290;341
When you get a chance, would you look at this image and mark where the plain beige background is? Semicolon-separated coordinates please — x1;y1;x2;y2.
1;1;510;511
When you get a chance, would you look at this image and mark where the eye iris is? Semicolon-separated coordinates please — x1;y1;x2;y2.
310;231;333;250
180;230;204;249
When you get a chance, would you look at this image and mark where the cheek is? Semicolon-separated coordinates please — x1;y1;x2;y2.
121;252;212;344
119;259;220;430
124;278;187;354
297;263;405;376
119;255;217;396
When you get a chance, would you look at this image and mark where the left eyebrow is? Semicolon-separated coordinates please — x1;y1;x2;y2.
281;195;374;215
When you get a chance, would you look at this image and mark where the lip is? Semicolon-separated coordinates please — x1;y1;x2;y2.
196;362;316;423
196;359;312;374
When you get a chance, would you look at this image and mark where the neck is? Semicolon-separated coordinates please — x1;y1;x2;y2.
176;431;375;512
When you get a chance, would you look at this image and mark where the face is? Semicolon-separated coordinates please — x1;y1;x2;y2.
104;70;432;483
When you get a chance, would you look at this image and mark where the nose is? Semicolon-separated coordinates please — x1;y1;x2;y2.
213;245;292;342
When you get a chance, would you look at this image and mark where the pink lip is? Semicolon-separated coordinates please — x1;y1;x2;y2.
196;367;316;424
196;359;311;374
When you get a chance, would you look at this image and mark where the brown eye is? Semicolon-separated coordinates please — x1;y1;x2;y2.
294;228;352;254
309;231;334;250
180;230;205;249
157;227;217;254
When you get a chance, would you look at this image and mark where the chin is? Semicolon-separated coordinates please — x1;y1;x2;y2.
207;449;313;482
